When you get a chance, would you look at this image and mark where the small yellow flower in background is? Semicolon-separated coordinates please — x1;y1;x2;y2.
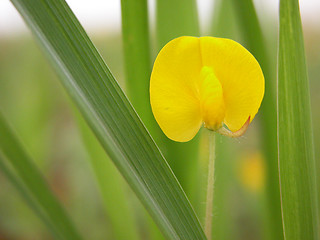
238;152;265;193
150;36;264;142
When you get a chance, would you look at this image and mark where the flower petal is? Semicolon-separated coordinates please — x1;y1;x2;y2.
199;37;265;132
150;36;202;142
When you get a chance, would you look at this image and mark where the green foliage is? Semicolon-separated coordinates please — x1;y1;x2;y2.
278;0;319;239
0;113;83;240
0;0;318;239
9;0;206;239
76;113;140;240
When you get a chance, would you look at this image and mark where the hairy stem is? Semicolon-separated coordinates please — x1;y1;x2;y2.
205;131;216;239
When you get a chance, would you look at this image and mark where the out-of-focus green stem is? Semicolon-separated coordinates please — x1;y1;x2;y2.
155;0;200;205
121;0;154;131
211;0;237;39
156;0;199;50
230;1;283;239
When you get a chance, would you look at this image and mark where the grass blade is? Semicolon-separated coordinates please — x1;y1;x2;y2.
0;113;83;240
156;0;199;49
120;0;154;130
231;1;283;239
10;0;206;239
278;0;319;239
211;0;237;38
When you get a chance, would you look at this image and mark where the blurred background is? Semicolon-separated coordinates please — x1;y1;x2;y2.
0;0;319;239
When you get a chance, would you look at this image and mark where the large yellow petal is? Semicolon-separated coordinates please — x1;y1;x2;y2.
150;36;202;142
199;37;265;132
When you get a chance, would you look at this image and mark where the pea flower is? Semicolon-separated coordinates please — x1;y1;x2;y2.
150;36;264;142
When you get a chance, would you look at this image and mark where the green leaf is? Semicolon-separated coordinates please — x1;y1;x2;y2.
0;113;83;240
278;0;319;239
211;0;237;39
120;0;153;129
230;1;283;239
10;0;206;239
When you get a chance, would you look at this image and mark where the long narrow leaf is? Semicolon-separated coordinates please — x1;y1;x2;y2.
278;0;319;239
10;0;206;239
156;0;199;49
0;113;83;240
211;0;237;39
121;0;154;129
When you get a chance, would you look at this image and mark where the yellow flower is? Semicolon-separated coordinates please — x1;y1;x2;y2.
150;36;264;142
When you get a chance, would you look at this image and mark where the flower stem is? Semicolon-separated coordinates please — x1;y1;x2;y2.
205;130;215;239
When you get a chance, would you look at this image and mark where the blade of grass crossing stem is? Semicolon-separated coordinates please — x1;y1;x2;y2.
278;0;319;239
120;0;155;132
75;112;140;240
230;1;283;239
10;0;207;239
120;1;164;239
155;0;201;206
0;113;83;240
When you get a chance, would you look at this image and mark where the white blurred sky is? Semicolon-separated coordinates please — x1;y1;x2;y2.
0;0;319;37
